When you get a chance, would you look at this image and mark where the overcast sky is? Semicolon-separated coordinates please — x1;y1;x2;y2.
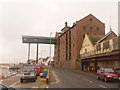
0;0;119;63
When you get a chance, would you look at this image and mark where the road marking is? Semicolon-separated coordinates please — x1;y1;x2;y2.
88;80;93;83
50;71;60;84
74;74;93;83
9;81;20;87
83;78;93;83
73;74;81;78
32;86;39;88
0;80;3;82
98;85;107;88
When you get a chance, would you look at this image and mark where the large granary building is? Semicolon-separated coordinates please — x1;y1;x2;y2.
54;14;105;69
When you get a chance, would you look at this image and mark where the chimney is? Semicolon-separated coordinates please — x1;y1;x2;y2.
73;22;76;26
65;22;68;27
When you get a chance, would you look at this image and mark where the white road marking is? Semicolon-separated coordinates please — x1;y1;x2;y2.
98;85;107;88
9;81;20;87
0;80;3;82
74;74;93;83
88;80;93;83
50;71;60;84
82;78;93;83
32;86;39;88
74;74;108;88
73;74;81;78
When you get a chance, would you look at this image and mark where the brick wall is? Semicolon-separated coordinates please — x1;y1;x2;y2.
54;14;105;69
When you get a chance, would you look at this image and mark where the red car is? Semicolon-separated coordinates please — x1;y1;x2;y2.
34;65;44;76
97;67;119;82
115;68;120;80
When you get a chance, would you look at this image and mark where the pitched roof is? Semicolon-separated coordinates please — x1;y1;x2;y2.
77;14;104;24
96;30;117;44
87;35;104;45
59;14;104;38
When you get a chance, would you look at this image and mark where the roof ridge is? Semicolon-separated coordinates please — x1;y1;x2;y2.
76;14;104;24
96;30;114;43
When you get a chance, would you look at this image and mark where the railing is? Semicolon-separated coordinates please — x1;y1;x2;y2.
80;43;119;58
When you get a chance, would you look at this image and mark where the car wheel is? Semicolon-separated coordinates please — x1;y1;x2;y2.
104;77;108;82
20;79;23;83
97;75;100;80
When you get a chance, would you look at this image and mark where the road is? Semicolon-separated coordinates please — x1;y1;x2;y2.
49;67;119;88
0;72;46;89
0;67;119;89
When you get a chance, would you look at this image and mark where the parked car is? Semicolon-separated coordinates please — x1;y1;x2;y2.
97;67;119;82
0;83;16;90
34;65;44;76
115;68;120;80
20;66;37;83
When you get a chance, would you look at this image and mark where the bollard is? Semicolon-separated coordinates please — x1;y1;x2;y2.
41;69;49;84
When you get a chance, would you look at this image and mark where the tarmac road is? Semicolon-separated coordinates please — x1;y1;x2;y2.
0;71;46;89
49;67;119;88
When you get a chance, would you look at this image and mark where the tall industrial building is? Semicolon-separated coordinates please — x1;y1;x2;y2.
54;14;105;69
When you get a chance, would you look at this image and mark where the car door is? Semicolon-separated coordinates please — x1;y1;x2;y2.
100;68;105;79
99;68;104;79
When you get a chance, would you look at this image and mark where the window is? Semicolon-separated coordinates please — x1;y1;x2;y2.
83;34;85;39
96;44;101;51
103;41;110;50
104;68;115;73
89;18;93;21
66;33;68;60
113;38;118;49
69;31;72;60
83;26;86;30
90;26;93;31
96;27;100;31
85;49;87;53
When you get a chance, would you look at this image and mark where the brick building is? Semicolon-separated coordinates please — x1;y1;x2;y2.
54;14;105;69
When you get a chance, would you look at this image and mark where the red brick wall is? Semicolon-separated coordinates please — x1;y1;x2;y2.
54;14;105;69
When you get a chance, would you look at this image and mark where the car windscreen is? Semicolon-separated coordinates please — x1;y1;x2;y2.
116;69;120;73
22;66;35;72
104;68;115;73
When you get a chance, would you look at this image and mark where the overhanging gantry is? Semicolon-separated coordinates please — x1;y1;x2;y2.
22;35;56;44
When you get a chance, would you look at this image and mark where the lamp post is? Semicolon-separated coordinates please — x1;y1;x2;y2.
50;32;56;66
41;50;46;64
36;43;39;64
28;43;30;61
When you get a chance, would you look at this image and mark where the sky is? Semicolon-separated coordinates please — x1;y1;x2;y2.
0;0;119;63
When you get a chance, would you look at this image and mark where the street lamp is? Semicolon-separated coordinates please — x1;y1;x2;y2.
50;32;56;65
41;50;46;64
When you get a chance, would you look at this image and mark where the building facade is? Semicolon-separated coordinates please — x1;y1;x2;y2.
80;30;120;72
54;14;105;69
